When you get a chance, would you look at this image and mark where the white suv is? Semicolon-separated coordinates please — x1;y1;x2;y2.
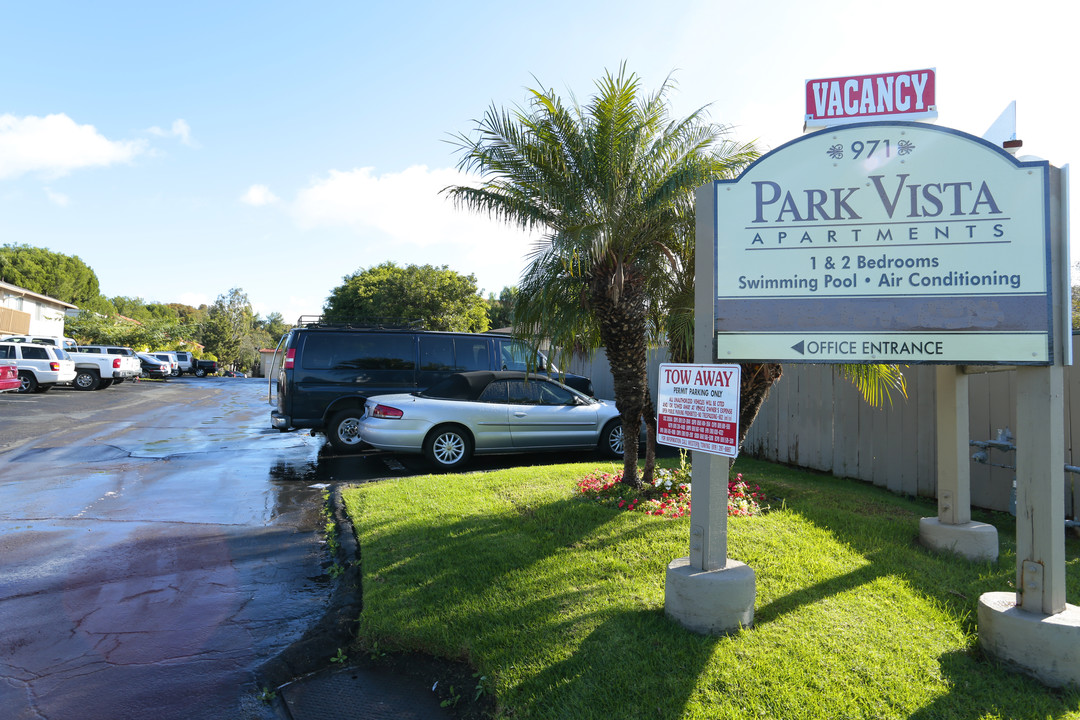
148;351;181;377
0;341;77;393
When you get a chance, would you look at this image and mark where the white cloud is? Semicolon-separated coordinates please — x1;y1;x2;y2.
178;292;211;309
148;118;197;147
241;184;279;206
0;113;147;180
43;187;69;206
291;165;538;292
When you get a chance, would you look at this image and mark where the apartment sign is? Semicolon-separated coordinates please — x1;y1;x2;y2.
710;121;1052;365
805;69;937;128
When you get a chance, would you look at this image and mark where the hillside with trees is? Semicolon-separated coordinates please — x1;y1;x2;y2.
4;244;518;374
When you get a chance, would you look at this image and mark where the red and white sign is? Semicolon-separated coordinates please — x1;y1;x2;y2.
805;69;937;128
656;363;741;458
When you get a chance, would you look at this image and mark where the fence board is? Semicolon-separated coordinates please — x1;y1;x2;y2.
915;367;937;497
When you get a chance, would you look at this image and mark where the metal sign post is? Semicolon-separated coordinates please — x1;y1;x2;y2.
662;185;755;636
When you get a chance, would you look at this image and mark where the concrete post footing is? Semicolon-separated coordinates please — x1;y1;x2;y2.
918;517;999;562
978;592;1080;689
664;557;755;635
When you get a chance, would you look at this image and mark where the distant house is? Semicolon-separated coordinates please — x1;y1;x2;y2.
0;281;78;337
258;348;282;379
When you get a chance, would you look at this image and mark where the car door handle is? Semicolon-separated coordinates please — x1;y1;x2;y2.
514;411;527;417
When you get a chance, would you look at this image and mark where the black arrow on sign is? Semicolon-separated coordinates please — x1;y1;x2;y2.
791;341;805;355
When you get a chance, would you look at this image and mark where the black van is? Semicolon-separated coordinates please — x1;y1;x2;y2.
270;323;593;451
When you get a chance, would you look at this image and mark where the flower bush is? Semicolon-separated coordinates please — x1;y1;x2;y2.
575;453;767;519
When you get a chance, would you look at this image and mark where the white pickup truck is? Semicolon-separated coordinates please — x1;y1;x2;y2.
0;335;141;390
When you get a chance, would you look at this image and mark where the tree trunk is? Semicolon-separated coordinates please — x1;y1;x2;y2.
590;268;652;489
738;362;783;449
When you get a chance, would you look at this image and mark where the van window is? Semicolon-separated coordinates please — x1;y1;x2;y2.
303;333;415;371
496;339;543;372
419;336;454;371
0;345;13;359
455;338;489;371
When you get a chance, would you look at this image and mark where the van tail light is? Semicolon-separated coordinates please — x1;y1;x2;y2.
50;362;60;371
284;348;295;369
113;358;122;369
371;404;404;419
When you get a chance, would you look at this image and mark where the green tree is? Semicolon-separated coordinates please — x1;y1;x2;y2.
1072;262;1080;331
255;312;291;346
201;288;254;369
0;243;111;310
447;65;756;488
486;286;517;330
110;296;155;322
323;262;490;332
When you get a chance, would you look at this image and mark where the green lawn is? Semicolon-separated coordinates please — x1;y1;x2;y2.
341;457;1080;720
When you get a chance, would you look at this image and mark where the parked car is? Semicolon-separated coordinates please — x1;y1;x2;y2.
76;345;143;386
192;358;218;377
0;359;19;393
270;321;593;440
172;351;195;375
0;341;77;393
136;353;171;379
0;337;143;390
148;351;180;377
353;370;626;465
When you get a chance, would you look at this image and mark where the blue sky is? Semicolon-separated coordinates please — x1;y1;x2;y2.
1;0;1075;323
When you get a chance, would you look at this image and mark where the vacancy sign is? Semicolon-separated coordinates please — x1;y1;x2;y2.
805;69;937;128
657;363;741;458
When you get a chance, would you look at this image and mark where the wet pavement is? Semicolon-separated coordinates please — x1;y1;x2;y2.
0;378;331;719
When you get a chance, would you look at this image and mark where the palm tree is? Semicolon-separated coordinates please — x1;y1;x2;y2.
447;65;757;488
651;227;909;450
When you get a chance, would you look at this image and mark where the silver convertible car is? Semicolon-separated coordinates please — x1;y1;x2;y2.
357;371;627;469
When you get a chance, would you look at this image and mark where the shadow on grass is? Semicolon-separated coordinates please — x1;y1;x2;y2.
908;649;1080;720
505;608;719;720
736;458;1080;718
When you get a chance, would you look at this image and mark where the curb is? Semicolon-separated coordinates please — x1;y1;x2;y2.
253;486;362;691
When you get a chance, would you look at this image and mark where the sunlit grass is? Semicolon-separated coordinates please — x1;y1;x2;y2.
342;457;1080;720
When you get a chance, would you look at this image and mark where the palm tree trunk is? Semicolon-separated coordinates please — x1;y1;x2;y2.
590;269;652;489
738;362;783;449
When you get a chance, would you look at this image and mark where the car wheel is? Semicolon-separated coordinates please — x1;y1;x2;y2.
74;369;100;391
423;424;473;470
170;369;180;377
194;368;206;377
600;419;625;458
99;379;114;389
34;384;52;393
17;371;37;394
139;370;149;379
327;409;366;453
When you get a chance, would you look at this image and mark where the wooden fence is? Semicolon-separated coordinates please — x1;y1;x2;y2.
567;338;1080;517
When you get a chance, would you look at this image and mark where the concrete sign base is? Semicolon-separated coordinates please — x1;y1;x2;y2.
978;592;1080;688
918;517;999;562
664;557;755;635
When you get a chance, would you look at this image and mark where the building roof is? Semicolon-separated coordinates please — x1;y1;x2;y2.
0;280;79;309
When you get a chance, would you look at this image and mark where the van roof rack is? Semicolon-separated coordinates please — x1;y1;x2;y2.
294;316;426;330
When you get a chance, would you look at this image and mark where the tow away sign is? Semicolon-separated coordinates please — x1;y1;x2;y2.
805;69;937;128
656;363;741;458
